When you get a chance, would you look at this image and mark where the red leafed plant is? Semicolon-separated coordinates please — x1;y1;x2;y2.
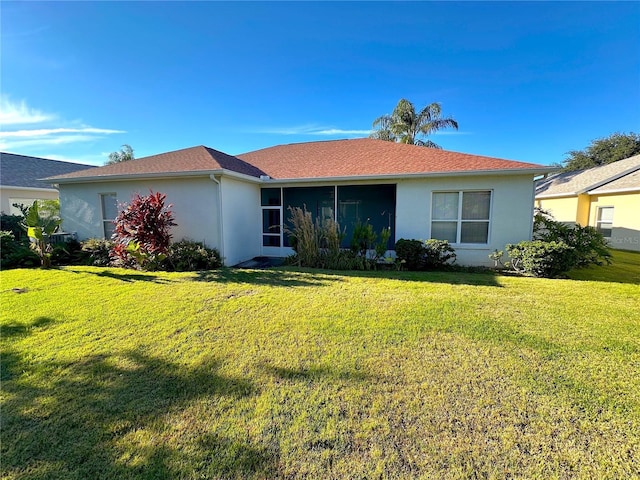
110;191;177;270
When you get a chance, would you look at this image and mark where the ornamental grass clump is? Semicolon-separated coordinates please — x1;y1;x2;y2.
286;206;321;267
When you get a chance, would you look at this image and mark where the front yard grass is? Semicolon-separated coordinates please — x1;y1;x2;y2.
1;254;639;479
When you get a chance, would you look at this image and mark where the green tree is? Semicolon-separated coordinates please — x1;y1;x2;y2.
105;144;135;165
370;99;458;148
561;132;640;171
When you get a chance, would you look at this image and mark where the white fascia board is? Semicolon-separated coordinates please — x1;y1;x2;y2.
587;186;640;195
0;184;58;193
534;192;579;200
49;168;263;185
261;167;551;185
49;166;551;186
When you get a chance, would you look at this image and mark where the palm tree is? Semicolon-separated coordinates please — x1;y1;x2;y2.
370;99;458;149
106;144;135;165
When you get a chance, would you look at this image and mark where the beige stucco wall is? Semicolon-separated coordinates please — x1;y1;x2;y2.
588;192;640;251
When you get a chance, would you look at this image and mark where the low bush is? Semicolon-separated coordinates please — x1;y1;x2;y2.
506;240;573;278
0;214;26;241
423;239;457;268
50;239;88;266
0;231;40;269
394;239;424;270
395;238;457;270
163;240;222;271
81;238;114;267
534;208;611;268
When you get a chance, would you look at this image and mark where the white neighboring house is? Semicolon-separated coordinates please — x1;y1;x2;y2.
47;139;552;266
0;152;94;215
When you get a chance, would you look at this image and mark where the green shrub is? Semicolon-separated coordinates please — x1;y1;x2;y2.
350;220;377;256
506;240;573;278
534;209;611;268
395;239;425;270
163;240;222;271
395;238;457;270
0;231;40;269
0;214;26;241
50;239;89;266
81;238;114;267
423;239;457;268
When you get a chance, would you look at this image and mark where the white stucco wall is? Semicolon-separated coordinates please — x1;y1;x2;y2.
396;174;535;266
58;172;537;268
219;176;261;266
58;176;221;251
1;186;59;215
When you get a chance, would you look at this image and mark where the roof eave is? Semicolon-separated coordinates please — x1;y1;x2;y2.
535;192;580;200
262;167;552;184
48;168;263;185
0;184;58;192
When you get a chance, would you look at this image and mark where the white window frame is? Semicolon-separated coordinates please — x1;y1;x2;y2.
595;206;614;238
99;193;118;239
430;190;493;245
261;187;283;249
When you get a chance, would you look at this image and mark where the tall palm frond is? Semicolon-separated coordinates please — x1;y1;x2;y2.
371;98;458;148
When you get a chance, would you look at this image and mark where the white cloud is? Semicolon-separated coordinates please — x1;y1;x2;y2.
1;127;125;138
0;96;125;151
0;135;104;150
256;124;371;136
0;96;53;125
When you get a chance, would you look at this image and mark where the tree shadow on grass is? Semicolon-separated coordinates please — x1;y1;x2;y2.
1;316;55;339
192;267;338;288
62;267;177;284
2;349;278;479
2;317;56;382
276;266;503;287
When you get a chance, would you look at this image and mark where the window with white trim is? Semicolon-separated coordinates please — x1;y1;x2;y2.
100;193;118;239
261;188;282;247
431;191;492;244
596;206;614;238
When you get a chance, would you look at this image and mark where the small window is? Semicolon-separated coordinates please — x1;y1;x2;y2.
261;188;281;206
100;193;118;239
596;207;614;238
431;191;491;244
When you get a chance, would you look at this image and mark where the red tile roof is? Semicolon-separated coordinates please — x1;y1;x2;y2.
49;139;547;183
238;138;545;179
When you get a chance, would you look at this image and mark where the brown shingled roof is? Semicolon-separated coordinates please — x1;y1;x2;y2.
48;145;266;181
237;138;545;179
49;139;547;183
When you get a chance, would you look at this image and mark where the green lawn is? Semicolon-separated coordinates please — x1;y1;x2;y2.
2;252;639;479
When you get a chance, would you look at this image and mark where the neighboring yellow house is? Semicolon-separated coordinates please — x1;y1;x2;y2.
535;154;640;252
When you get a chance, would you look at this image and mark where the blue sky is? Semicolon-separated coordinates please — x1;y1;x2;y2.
1;1;639;166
